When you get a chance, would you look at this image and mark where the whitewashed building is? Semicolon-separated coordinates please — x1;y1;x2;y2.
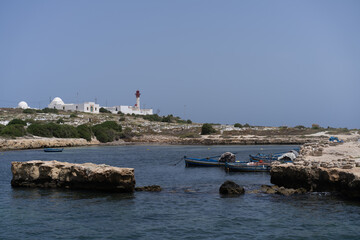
17;101;30;109
105;105;153;115
103;90;153;115
48;97;99;114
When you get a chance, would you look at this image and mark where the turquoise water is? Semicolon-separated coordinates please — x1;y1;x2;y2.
0;145;359;240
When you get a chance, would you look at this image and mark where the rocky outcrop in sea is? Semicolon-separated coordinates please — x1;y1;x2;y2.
11;160;135;192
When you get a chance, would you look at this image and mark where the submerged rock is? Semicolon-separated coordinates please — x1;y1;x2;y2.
260;185;307;196
219;180;245;196
135;185;162;192
11;160;135;193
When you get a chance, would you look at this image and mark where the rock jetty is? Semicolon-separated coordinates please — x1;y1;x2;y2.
11;160;135;193
271;141;360;199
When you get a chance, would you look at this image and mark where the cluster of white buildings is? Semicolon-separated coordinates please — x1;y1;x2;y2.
17;90;153;115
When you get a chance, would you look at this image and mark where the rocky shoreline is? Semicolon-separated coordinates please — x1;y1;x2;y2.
0;135;321;151
271;141;360;199
0;137;98;151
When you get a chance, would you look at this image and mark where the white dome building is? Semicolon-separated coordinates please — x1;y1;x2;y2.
50;97;64;106
47;97;99;114
48;97;65;109
17;101;29;109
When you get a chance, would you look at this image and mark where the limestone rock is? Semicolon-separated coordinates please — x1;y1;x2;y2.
260;185;307;195
219;180;245;196
11;160;135;192
135;185;162;192
271;163;360;199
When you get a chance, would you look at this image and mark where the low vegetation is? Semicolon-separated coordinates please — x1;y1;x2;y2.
141;114;191;124
22;108;59;114
92;121;122;143
99;107;111;113
201;123;216;135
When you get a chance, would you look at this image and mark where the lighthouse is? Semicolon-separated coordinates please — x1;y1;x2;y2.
135;90;141;109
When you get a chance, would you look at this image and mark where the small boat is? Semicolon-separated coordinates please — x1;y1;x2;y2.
44;148;64;152
225;161;271;172
249;148;300;162
184;156;225;167
249;153;283;162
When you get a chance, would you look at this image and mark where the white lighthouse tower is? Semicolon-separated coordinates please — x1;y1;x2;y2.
135;90;140;109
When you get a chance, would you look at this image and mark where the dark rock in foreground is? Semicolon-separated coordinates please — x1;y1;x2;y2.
11;160;135;193
135;185;162;192
219;180;245;196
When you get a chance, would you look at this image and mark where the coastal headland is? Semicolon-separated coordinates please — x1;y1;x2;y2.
1;107;360;198
0;107;357;150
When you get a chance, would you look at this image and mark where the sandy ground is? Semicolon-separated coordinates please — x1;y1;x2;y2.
302;140;360;162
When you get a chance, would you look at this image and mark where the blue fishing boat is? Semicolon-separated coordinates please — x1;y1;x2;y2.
184;152;237;167
44;148;64;152
225;161;271;172
184;156;225;167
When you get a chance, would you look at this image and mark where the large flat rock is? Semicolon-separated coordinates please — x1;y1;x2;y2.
11;160;135;192
271;163;360;199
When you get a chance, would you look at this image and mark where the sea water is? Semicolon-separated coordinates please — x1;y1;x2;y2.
0;145;359;240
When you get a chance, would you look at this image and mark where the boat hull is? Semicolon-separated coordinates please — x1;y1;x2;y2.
184;157;225;167
44;148;64;152
225;162;271;172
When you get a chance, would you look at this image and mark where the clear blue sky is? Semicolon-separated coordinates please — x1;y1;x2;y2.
1;0;359;128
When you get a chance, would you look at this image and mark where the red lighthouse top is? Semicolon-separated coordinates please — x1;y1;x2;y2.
135;90;141;98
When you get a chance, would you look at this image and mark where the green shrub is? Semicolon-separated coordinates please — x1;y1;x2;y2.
0;124;26;137
56;118;65;124
52;124;78;138
77;124;93;141
100;107;111;113
161;115;172;123
28;123;78;138
92;121;122;143
8;119;27;126
234;123;242;128
23;109;36;114
27;123;53;137
186;119;192;124
294;125;306;129
0;124;4;131
312;124;320;129
70;113;77;118
201;123;216;135
41;108;59;114
243;123;251;128
93;127;115;143
98;121;122;132
119;117;126;121
142;114;162;122
117;111;125;116
25;119;36;124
